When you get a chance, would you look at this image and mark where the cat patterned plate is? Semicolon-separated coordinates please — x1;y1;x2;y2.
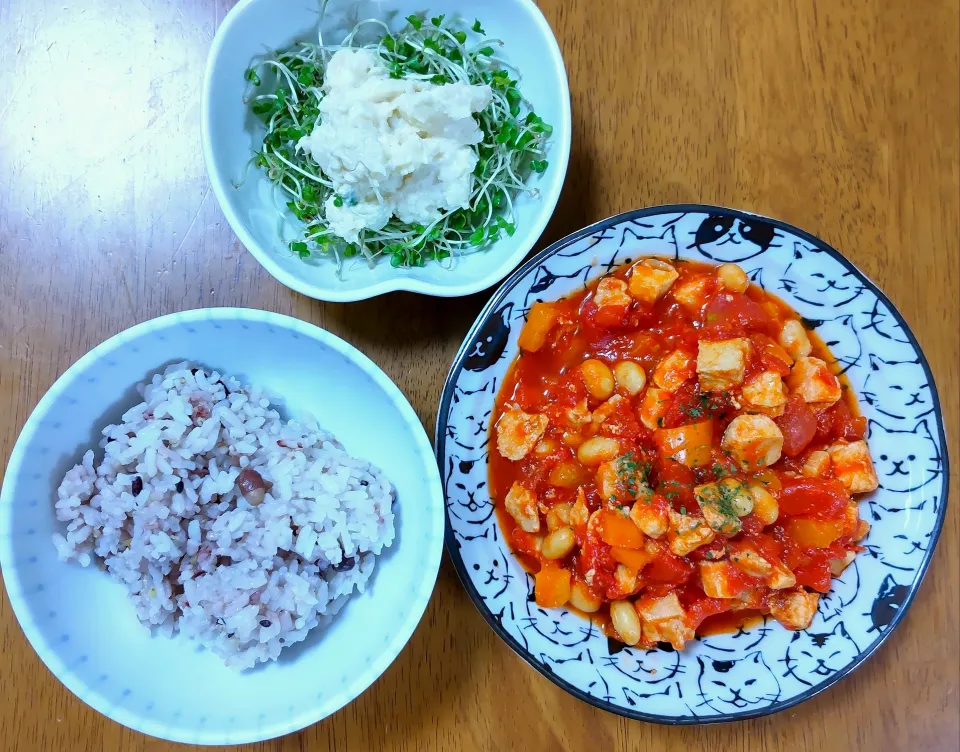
435;205;948;723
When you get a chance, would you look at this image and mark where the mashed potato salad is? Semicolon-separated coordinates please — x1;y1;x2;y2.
242;14;553;270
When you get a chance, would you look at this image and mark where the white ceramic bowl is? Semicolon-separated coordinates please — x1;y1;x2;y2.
0;309;444;744
202;0;572;302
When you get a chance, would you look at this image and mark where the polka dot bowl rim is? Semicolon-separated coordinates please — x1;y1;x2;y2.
435;204;950;724
0;308;444;744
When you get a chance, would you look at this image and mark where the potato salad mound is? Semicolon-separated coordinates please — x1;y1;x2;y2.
297;48;492;244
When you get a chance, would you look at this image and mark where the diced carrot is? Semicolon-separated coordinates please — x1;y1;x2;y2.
596;509;646;549
535;563;572;607
518;302;560;352
653;420;713;468
785;517;845;548
610;546;657;570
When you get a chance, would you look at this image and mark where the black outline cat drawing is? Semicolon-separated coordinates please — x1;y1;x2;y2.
463;303;514;372
688;214;781;262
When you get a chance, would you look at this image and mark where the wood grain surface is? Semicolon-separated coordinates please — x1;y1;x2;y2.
1;0;957;750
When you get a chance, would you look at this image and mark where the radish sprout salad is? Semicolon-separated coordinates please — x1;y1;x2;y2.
242;14;553;270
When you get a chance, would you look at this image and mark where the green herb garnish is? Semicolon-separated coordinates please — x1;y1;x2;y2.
611;452;652;501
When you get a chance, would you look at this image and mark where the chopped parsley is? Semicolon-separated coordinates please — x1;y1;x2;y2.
616;453;651;484
696;480;746;522
611;452;652;503
678;392;730;422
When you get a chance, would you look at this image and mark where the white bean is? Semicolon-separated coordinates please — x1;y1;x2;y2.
610;600;642;646
717;263;749;293
577;437;620;466
613;361;647;395
569;581;602;613
580;359;615;400
541;527;576;560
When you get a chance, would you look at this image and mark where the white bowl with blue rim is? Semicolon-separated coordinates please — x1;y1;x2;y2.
436;205;949;722
202;0;571;302
0;309;444;744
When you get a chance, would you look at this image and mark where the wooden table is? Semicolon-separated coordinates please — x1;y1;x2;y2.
1;0;957;749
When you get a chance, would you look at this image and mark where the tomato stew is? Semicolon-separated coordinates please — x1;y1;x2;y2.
490;258;877;649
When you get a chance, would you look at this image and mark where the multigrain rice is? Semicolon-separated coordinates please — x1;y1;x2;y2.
53;363;395;669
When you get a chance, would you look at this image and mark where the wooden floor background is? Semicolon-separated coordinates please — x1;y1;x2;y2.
0;0;957;749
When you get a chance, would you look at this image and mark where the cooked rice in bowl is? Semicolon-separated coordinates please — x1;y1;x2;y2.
53;362;395;669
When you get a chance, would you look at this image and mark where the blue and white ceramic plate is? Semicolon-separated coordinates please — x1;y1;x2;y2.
435;206;948;723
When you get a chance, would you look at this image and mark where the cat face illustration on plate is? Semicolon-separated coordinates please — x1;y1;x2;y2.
781;623;862;687
870;419;944;494
688;214;781;262
865;574;911;634
462;303;514;372
695;651;781;710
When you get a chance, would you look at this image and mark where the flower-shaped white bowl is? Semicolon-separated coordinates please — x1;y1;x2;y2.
202;0;571;302
437;205;949;723
0;309;444;744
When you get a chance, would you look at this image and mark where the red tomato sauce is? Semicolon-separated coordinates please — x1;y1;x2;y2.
489;258;873;649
